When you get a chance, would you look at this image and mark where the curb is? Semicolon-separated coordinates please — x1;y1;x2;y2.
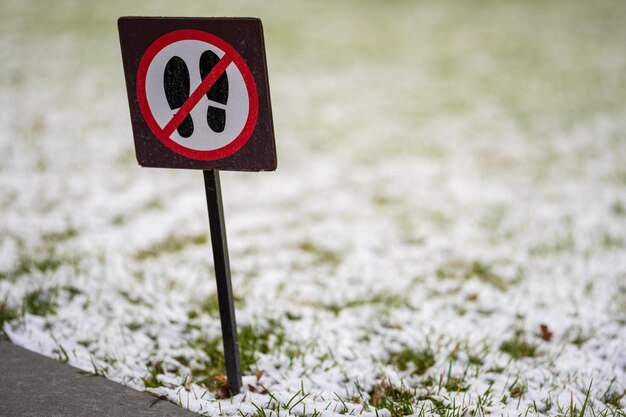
0;341;198;417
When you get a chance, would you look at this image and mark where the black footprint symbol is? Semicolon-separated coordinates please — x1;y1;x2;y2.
200;50;228;133
163;56;194;138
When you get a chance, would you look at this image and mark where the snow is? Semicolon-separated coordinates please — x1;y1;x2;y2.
1;0;625;416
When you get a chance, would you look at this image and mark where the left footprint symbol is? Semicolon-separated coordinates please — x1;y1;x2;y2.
163;56;194;138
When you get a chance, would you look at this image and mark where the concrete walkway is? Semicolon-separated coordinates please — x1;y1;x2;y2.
0;341;198;417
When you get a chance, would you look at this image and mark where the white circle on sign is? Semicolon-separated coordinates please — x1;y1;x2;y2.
144;39;249;151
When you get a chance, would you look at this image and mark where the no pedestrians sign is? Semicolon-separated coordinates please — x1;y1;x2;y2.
118;17;276;171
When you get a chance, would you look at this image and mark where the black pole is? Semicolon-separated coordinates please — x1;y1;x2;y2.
203;169;242;395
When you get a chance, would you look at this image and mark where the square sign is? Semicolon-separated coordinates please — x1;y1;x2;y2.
118;17;277;171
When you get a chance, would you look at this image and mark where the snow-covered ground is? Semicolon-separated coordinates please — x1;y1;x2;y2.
1;1;625;416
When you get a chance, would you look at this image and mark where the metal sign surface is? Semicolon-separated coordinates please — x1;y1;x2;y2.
119;17;276;171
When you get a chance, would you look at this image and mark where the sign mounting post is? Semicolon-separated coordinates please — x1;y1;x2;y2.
203;169;242;392
118;17;276;396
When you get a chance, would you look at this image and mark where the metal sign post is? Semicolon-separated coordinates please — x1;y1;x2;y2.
203;169;242;394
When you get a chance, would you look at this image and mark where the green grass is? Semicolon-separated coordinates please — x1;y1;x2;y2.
186;319;295;390
443;375;469;394
142;361;165;389
500;332;539;360
239;320;299;371
436;260;521;291
118;290;147;306
296;240;341;267
509;378;527;399
0;226;80;282
198;292;245;317
611;200;626;216
530;232;577;257
322;293;410;315
239;324;274;372
601;377;626;409
565;326;593;347
42;227;78;243
0;252;66;281
369;382;416;417
1;286;81;338
134;233;208;261
0;301;19;338
23;288;58;316
389;346;436;375
0;225;83;284
191;336;224;374
603;390;626;409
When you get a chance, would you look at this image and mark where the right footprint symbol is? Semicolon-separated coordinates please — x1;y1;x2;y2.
200;50;229;133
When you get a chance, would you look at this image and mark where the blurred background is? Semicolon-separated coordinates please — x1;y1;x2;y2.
1;0;625;414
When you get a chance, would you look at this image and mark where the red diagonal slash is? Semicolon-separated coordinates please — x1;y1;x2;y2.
162;54;233;137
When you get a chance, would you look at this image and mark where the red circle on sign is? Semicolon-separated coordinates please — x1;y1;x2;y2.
136;30;258;161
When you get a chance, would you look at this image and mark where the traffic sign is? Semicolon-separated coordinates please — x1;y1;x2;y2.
118;17;276;171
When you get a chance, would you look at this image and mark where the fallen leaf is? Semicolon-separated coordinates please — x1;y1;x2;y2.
213;374;230;399
540;324;553;342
